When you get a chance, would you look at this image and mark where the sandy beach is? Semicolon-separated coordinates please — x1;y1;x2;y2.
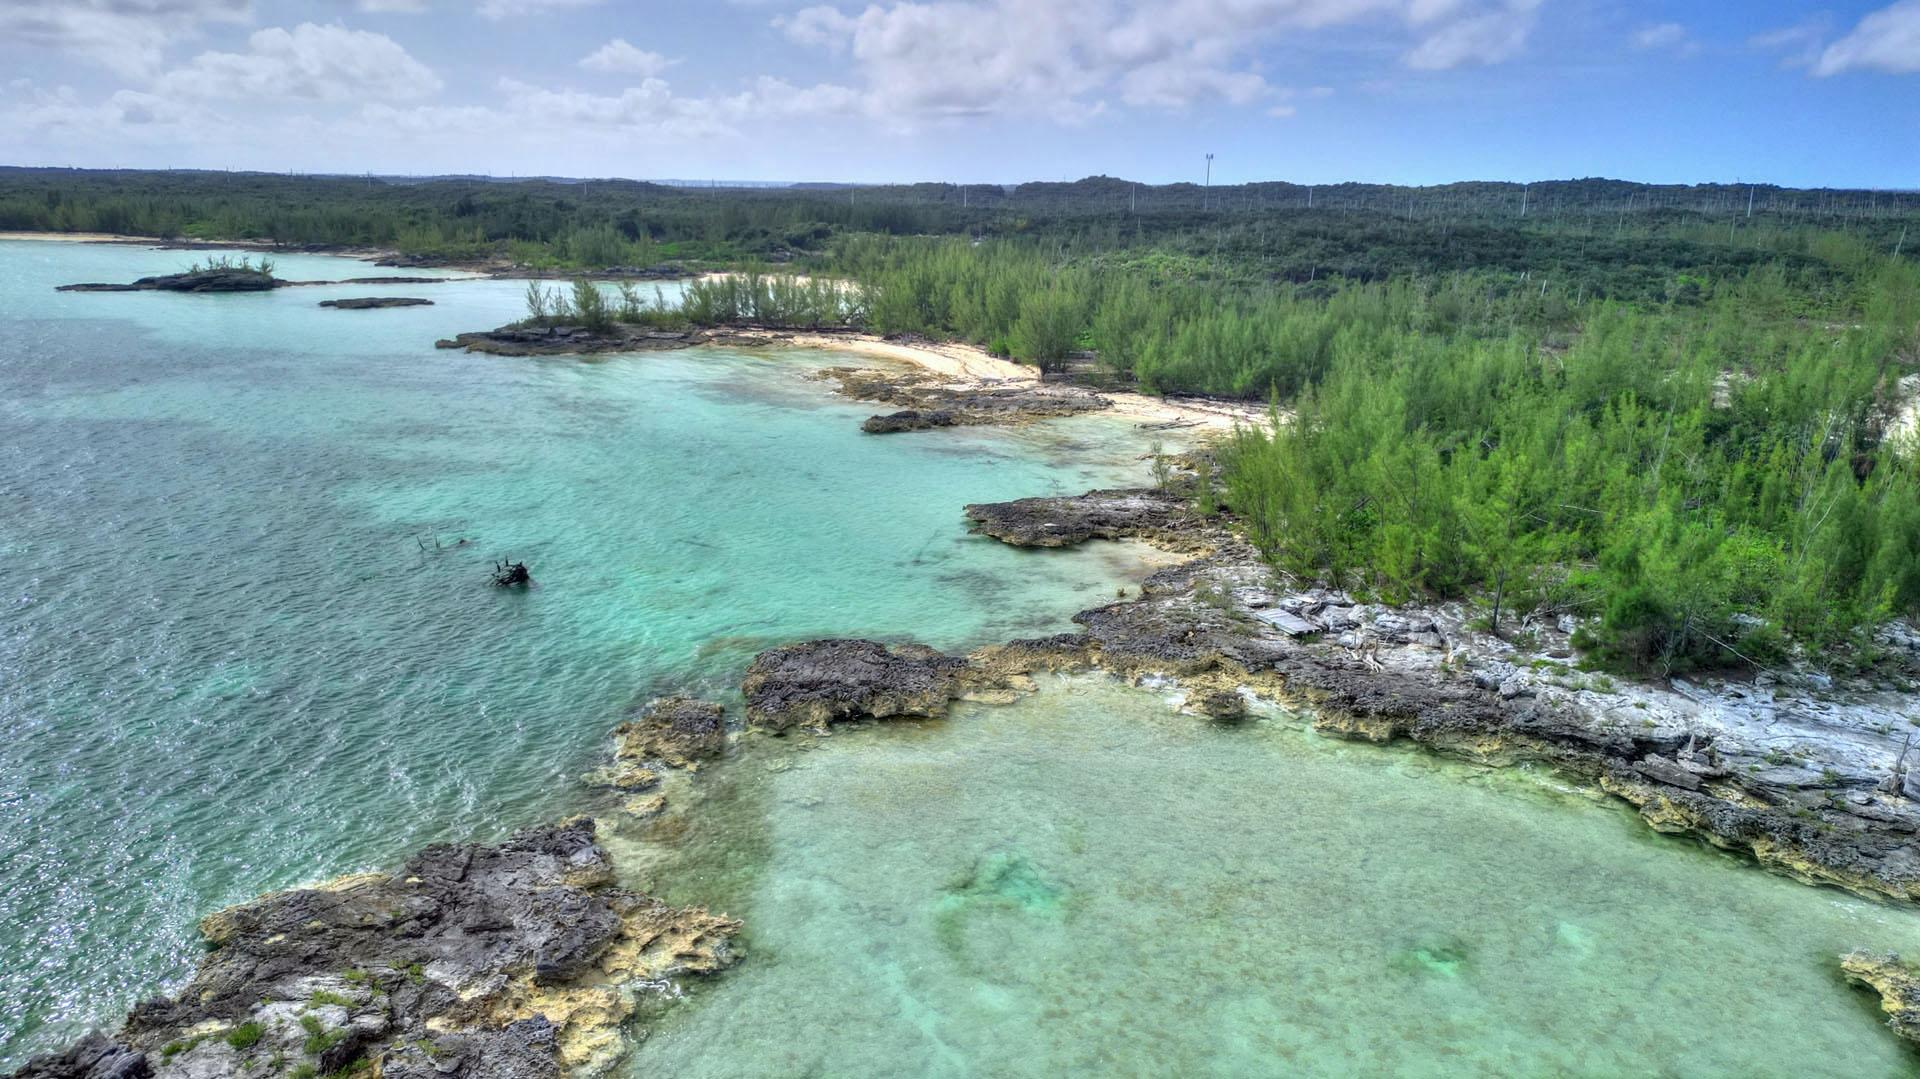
776;330;1271;433
0;230;166;245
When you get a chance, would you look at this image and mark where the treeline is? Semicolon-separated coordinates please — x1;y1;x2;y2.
4;169;1914;283
813;236;1637;395
1221;260;1920;673
0;170;967;266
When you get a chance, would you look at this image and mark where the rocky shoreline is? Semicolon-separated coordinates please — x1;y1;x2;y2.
950;487;1920;906
440;322;1121;431
582;485;1920;912
10;819;737;1079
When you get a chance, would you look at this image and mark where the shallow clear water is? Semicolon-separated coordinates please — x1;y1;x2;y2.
0;240;1158;1065
629;676;1920;1077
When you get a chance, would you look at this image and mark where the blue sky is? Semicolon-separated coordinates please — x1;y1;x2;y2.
1;1;1915;187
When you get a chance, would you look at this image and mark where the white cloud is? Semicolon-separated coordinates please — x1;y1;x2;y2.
1632;22;1697;56
0;0;250;77
6;84;216;142
580;38;674;76
476;0;601;18
362;72;862;144
155;23;442;101
1404;0;1539;69
358;0;429;11
1749;20;1828;68
776;0;1543;124
1812;0;1920;76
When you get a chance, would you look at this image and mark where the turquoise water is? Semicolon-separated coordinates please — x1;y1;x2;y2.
0;240;1158;1066
627;676;1920;1077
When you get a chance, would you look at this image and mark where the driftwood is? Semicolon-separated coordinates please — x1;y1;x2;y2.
490;560;531;588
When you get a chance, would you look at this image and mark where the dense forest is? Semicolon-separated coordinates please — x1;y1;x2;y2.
8;166;1918;674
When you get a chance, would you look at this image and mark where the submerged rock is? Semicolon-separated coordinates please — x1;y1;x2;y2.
742;639;976;731
319;296;434;309
1842;951;1920;1049
612;697;727;769
9;818;739;1079
862;409;955;433
1194;690;1250;722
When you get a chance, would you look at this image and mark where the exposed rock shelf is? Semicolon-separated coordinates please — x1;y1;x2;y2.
1843;951;1920;1049
742;638;1014;732
814;366;1111;431
964;487;1204;551
8;819;738;1079
435;324;775;357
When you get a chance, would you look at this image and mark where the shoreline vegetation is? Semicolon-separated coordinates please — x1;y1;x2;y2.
12;168;1920;1074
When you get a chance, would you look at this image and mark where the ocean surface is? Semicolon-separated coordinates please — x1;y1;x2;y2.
2;239;1917;1075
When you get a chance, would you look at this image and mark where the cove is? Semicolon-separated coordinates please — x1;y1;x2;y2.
0;240;1160;1066
625;675;1920;1077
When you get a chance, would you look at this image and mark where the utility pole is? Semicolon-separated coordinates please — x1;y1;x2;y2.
1521;184;1529;218
1205;153;1214;211
1307;185;1314;209
1747;184;1756;218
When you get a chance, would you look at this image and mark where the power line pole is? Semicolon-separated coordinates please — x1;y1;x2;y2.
1205;153;1214;212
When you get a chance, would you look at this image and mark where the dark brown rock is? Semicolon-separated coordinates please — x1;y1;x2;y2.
14;819;738;1079
613;697;727;768
742;639;973;731
965;487;1199;549
58;269;278;293
319;297;434;309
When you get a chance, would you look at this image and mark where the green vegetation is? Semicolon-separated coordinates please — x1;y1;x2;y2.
161;1034;210;1057
17;166;1917;676
225;1021;266;1049
300;1013;347;1056
1222;259;1920;674
185;254;274;277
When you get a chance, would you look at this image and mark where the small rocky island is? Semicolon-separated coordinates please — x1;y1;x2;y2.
59;258;452;295
8;819;737;1079
58;267;282;293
